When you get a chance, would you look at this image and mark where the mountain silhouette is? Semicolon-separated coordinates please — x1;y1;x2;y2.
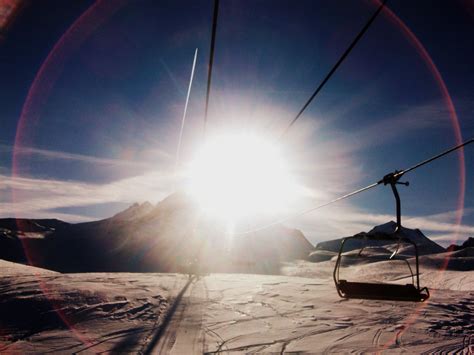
0;193;313;274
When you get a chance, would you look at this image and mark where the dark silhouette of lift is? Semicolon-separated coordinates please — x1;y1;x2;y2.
333;139;473;302
333;171;429;302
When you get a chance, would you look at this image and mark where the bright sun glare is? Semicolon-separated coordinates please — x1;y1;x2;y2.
186;133;298;222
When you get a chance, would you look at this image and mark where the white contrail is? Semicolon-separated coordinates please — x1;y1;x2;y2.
176;48;198;167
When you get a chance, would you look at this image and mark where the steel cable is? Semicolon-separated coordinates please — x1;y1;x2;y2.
235;138;473;235
281;0;388;138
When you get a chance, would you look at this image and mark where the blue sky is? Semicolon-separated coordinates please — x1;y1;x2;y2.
1;0;473;246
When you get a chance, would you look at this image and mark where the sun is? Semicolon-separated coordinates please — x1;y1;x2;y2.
186;133;298;222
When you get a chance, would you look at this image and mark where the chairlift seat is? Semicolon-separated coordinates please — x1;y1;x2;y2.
336;280;429;302
333;232;430;302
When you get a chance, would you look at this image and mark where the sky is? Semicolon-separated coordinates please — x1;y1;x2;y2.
1;0;473;246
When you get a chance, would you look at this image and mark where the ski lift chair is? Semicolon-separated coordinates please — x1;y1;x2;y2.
333;172;429;302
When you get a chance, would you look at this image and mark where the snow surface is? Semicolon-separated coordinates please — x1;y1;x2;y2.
1;260;473;353
0;260;188;353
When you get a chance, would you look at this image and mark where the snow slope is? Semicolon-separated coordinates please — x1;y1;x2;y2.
1;261;473;353
0;260;188;353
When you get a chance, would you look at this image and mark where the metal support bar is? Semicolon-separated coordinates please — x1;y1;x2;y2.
390;182;401;231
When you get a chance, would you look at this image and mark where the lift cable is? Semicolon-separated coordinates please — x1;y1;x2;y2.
196;0;473;237
203;0;220;137
390;138;474;180
235;182;379;235
280;0;388;138
235;138;473;235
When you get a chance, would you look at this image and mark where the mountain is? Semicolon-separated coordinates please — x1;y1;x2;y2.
0;218;69;233
0;193;313;274
0;218;70;265
315;221;445;256
447;237;474;252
